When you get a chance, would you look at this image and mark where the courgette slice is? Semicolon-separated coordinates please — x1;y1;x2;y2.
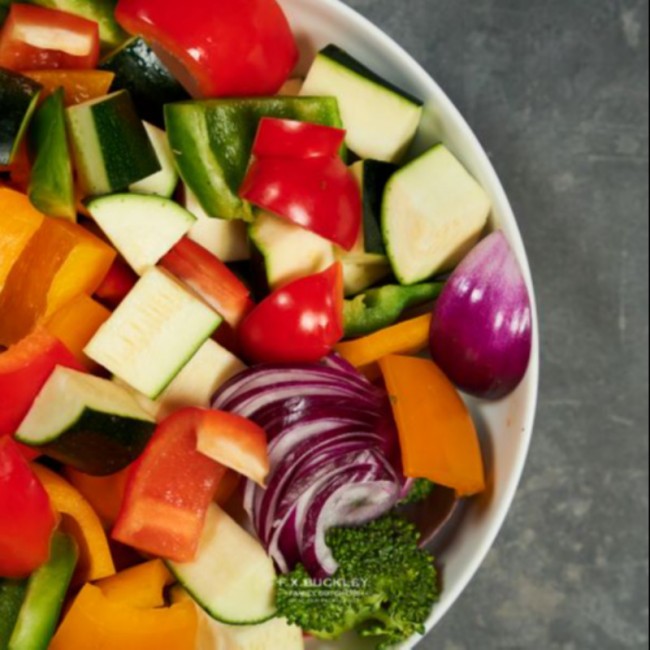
382;145;491;285
86;193;195;275
7;532;78;650
100;37;189;126
0;68;41;166
341;258;392;297
27;88;76;220
249;211;334;291
129;122;179;198
167;504;277;626
0;579;27;650
302;45;423;162
84;267;222;399
67;90;160;197
164;96;342;221
16;367;156;476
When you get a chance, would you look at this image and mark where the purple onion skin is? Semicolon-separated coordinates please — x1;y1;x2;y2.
430;231;533;400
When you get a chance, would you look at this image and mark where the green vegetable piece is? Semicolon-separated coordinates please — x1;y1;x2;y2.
401;479;436;505
8;532;78;650
100;37;190;128
276;516;438;649
0;68;41;166
164;97;343;221
344;282;444;338
27;0;128;51
28;88;76;220
0;580;27;649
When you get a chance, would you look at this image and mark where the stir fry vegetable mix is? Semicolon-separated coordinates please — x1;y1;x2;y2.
0;0;534;647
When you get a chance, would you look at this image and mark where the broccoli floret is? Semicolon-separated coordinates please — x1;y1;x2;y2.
276;516;438;649
401;479;436;505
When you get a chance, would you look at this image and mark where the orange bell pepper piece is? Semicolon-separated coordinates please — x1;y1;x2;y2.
49;583;198;650
0;187;44;291
64;467;129;529
379;355;485;497
96;560;174;609
336;314;432;376
45;294;111;368
0;197;115;346
30;464;116;583
22;70;115;106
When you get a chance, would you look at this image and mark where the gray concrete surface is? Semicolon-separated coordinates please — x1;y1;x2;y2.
342;0;650;647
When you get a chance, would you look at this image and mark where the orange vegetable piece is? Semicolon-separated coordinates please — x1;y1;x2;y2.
64;467;129;529
0;142;31;192
46;294;111;368
31;464;116;583
336;314;432;374
97;560;173;609
49;583;198;650
0;201;115;346
379;355;485;497
0;187;44;291
22;70;115;106
213;469;241;507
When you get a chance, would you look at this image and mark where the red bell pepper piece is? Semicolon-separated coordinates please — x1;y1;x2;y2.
0;4;100;71
239;263;344;364
115;0;298;98
0;438;58;578
160;237;253;328
252;118;346;160
94;256;138;309
112;408;269;562
0;328;84;450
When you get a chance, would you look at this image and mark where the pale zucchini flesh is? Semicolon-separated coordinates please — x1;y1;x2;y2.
84;268;222;399
129;122;179;198
167;504;277;626
382;145;491;285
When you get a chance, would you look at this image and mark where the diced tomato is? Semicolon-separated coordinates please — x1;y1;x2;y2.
239;263;344;364
160;237;253;327
0;438;58;578
0;4;100;71
115;0;298;98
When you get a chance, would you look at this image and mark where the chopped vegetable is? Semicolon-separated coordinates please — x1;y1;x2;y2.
0;4;100;71
7;531;78;650
27;88;75;219
336;313;432;372
379;355;485;496
430;230;533;399
160;236;252;327
239;263;344;364
0;439;57;578
302;45;423;162
31;464;115;582
93;255;137;308
382;145;491;285
112;408;227;562
401;478;437;505
0;579;27;646
96;560;172;609
115;0;298;98
276;516;437;649
128;122;178;197
344;282;444;338
0;69;41;166
17;367;156;476
341;256;392;297
49;583;197;650
22;69;115;106
0;327;83;443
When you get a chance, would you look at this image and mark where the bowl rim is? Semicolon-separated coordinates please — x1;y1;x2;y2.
281;0;541;645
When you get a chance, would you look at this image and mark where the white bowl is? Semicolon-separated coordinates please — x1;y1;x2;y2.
278;0;540;647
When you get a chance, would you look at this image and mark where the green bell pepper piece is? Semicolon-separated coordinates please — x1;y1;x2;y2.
0;580;27;650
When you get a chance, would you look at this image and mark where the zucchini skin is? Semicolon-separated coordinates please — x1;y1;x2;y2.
361;160;396;255
100;37;189;127
25;409;155;476
0;69;41;166
0;580;27;650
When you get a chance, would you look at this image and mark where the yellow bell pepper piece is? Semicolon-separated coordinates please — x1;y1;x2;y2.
30;465;116;583
49;583;198;650
0;187;44;292
97;560;174;609
379;355;485;497
336;314;432;376
0;213;115;346
45;294;111;369
23;70;116;107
